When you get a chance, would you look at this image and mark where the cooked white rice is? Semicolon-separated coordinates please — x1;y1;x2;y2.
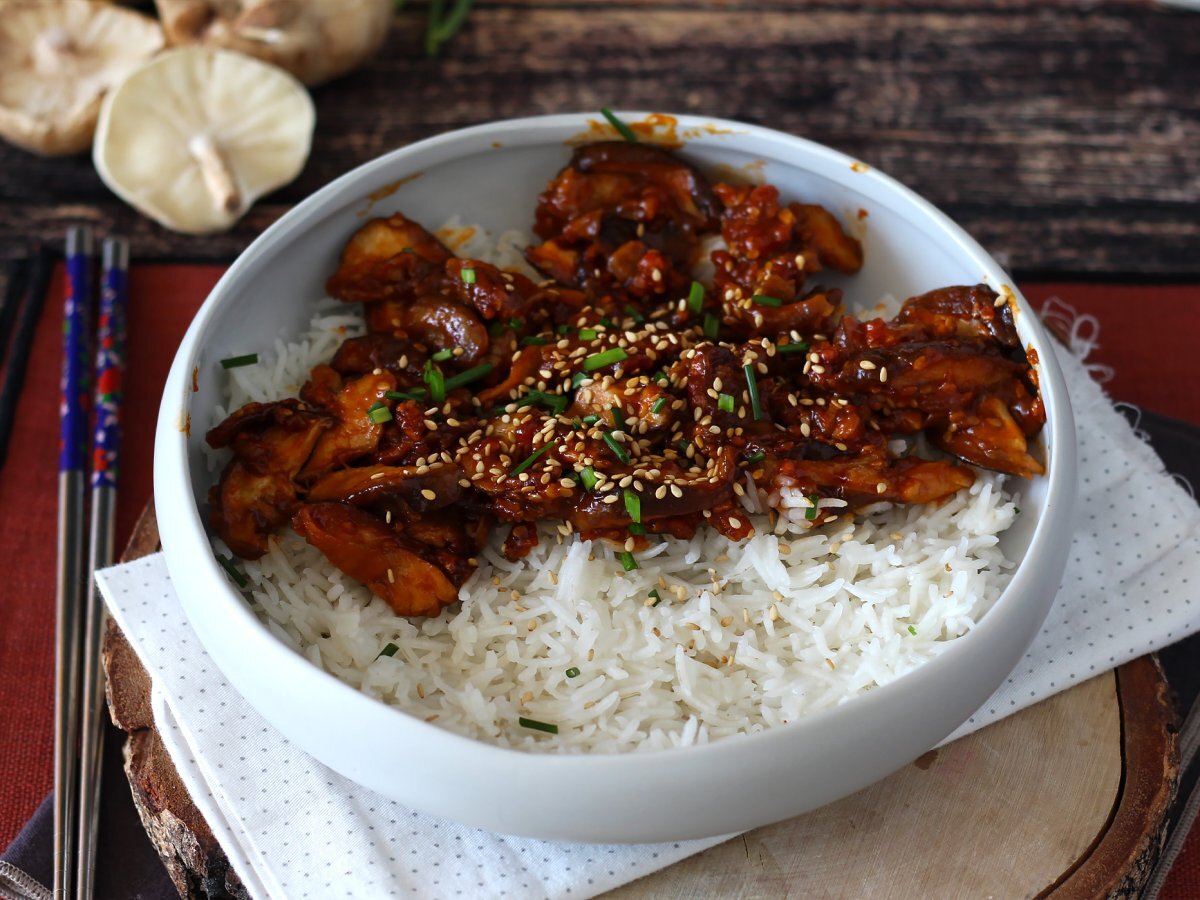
211;225;1020;754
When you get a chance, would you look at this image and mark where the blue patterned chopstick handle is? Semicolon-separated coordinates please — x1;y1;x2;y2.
60;227;93;475
91;238;128;490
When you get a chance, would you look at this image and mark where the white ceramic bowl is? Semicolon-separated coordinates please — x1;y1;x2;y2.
155;112;1076;843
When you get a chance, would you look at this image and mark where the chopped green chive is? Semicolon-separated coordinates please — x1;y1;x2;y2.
571;371;589;390
556;323;573;335
677;439;690;452
623;304;645;323
907;625;918;636
385;389;425;402
220;353;258;369
515;390;568;416
618;550;638;571
510;438;559;477
648;588;662;606
215;554;247;588
651;397;668;415
628;523;646;535
508;316;523;330
443;362;493;391
600;107;638;143
744;364;762;420
580;466;599;490
610;405;625;430
376;642;400;659
518;716;559;734
777;341;810;355
432;349;454;362
805;495;820;521
566;667;581;678
601;431;630;464
584;347;629;372
582;414;601;426
521;335;549;346
367;404;393;424
624;489;642;523
703;313;720;340
751;294;784;308
460;267;476;284
717;393;735;413
424;361;445;403
599;317;616;329
578;328;599;341
653;371;671;385
747;450;766;463
687;281;704;313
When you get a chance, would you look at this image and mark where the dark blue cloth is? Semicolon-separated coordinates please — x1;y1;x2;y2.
0;724;174;900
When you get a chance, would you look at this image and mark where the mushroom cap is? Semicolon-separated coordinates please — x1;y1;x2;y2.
0;1;164;156
93;46;315;234
155;0;394;86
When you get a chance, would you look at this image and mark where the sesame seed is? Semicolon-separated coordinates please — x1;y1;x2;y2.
421;489;436;501
859;359;877;370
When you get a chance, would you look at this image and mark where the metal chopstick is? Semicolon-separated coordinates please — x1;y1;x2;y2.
76;237;128;900
55;226;94;900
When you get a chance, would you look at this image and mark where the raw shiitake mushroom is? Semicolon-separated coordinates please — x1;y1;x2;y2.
0;0;163;155
154;0;393;86
93;47;315;234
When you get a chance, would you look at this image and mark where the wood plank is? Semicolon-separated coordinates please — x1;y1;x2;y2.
610;670;1124;898
0;4;1196;275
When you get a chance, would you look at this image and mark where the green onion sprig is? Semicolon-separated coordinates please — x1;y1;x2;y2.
777;341;809;355
601;432;630;464
509;439;559;477
584;347;628;372
624;489;642;523
215;554;247;588
600;107;638;143
518;716;559;734
744;363;762;420
367;402;393;424
220;353;258;369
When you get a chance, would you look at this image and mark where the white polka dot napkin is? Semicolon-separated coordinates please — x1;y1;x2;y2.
97;335;1200;900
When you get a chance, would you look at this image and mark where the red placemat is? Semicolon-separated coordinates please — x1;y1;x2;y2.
0;270;1196;894
0;265;217;849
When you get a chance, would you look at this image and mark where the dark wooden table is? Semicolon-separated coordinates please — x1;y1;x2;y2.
2;2;1198;897
2;1;1197;277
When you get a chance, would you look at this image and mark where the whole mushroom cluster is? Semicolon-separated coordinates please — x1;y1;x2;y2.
0;0;395;233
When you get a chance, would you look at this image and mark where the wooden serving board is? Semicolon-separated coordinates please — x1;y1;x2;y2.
103;504;1179;899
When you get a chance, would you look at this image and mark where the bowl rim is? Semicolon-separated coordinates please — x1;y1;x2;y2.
155;111;1076;775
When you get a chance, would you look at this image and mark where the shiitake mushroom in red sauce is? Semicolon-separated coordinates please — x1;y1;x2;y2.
207;140;1044;618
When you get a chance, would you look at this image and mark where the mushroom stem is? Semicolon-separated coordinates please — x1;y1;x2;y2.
187;133;241;213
